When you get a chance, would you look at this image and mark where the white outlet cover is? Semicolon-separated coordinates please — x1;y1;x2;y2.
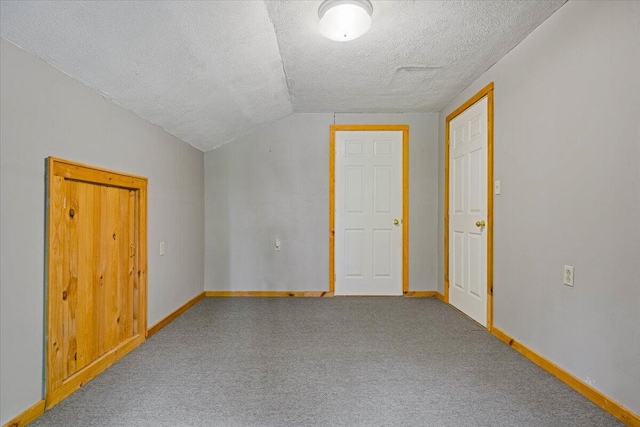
563;265;574;287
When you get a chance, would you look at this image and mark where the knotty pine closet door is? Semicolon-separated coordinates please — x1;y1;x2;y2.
46;157;147;409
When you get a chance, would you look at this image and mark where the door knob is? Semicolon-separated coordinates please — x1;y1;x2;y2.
393;219;400;226
475;220;486;228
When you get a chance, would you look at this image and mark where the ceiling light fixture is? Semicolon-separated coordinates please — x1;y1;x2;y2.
318;0;373;42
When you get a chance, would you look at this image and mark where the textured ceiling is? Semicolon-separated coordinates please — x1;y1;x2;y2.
0;1;292;151
0;1;565;151
266;0;566;113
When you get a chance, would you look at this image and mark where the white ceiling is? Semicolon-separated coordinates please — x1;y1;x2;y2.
267;1;566;113
0;1;565;151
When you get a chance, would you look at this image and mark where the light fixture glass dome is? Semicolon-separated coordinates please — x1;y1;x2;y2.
318;0;373;42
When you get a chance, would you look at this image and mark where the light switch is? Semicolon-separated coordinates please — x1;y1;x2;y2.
275;238;281;251
160;242;165;256
494;180;501;195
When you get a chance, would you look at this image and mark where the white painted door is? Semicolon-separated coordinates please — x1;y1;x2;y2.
449;97;488;326
335;131;403;296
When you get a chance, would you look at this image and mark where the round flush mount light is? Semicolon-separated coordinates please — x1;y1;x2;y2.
318;0;373;42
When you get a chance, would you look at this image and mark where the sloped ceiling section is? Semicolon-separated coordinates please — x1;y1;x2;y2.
266;0;565;113
1;1;566;151
0;1;293;151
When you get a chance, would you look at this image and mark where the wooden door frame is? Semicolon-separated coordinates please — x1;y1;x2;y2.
444;83;494;330
45;157;148;409
329;124;409;295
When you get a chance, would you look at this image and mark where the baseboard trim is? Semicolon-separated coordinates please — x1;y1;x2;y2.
2;399;45;427
204;291;447;299
204;291;333;297
147;292;205;338
492;327;640;427
403;291;443;298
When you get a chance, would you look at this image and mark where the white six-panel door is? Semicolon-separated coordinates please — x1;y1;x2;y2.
449;97;488;326
335;131;403;296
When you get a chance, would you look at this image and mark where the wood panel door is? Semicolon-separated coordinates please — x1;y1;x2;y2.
448;97;488;326
334;130;403;295
46;158;147;409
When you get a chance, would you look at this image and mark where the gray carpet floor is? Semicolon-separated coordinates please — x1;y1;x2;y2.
31;297;623;427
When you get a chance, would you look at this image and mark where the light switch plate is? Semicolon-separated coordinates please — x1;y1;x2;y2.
160;242;165;256
495;180;501;195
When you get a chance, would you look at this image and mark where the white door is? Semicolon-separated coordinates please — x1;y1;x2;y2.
335;131;403;296
449;97;488;326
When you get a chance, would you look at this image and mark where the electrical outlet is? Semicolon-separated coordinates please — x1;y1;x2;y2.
563;265;574;287
160;242;165;256
275;238;281;251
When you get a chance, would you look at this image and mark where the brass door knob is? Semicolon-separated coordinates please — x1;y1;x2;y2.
393;219;400;226
476;220;486;227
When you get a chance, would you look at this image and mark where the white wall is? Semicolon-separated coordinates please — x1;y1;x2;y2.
205;113;439;292
0;39;205;424
205;114;331;291
438;1;640;413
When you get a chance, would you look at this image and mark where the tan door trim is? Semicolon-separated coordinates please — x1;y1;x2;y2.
45;157;148;409
329;124;409;295
444;83;494;330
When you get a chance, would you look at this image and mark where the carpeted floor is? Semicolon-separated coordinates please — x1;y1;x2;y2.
31;297;623;426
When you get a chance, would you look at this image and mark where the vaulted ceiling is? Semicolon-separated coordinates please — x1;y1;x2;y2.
0;1;565;151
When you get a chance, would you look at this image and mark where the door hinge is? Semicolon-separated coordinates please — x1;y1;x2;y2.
61;324;65;337
63;197;67;209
